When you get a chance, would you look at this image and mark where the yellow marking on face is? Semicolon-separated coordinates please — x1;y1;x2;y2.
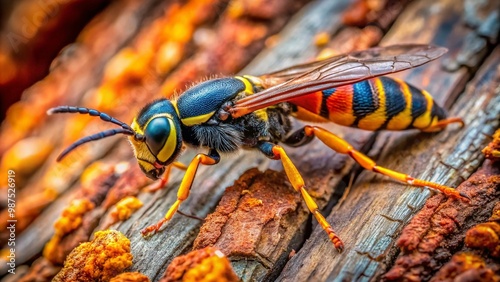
129;113;178;163
235;76;254;94
128;136;155;167
386;79;413;130
157;118;178;162
131;118;144;135
180;111;215;126
412;90;434;129
358;78;386;130
138;159;155;172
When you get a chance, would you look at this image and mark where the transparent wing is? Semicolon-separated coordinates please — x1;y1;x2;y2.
231;44;447;117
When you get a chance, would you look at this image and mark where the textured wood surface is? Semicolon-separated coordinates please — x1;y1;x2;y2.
1;0;498;281
277;0;500;279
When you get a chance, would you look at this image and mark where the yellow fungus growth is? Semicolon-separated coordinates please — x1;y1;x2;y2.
111;196;144;222
161;247;239;282
482;129;500;160
56;199;95;236
465;221;500;257
43;199;95;264
314;32;330;47
110;272;150;282
52;230;133;282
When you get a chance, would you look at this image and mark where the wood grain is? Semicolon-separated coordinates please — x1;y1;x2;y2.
278;0;500;280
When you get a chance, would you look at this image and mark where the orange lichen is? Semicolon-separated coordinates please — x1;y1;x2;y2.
57;199;95;236
341;0;385;27
314;32;330;47
43;199;95;264
385;163;500;281
241;197;263;211
110;272;150;282
482;129;500;160
110;196;144;222
490;202;500;221
465;221;500;257
161;247;239;282
52;230;133;282
430;253;499;282
465;202;500;258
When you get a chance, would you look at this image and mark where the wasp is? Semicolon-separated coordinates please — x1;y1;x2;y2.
48;45;468;252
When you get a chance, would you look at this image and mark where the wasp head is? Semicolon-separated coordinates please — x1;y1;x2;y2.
129;99;183;180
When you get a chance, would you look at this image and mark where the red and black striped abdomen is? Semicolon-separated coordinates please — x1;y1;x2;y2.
290;77;447;131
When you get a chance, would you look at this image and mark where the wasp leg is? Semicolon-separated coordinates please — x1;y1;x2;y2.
258;141;344;252
143;161;188;192
141;150;220;237
298;126;469;201
421;117;464;132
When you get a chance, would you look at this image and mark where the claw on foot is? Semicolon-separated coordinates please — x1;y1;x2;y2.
459;192;471;202
141;218;168;237
326;227;344;253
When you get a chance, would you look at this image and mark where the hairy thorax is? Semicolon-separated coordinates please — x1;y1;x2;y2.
181;102;294;153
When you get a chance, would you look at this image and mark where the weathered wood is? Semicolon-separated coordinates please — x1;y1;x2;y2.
192;169;309;281
183;0;416;280
3;0;315;280
3;0;499;281
119;1;355;280
278;1;500;280
385;160;500;280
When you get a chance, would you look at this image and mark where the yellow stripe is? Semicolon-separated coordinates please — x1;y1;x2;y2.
294;106;330;123
157;117;178;162
358;78;386;130
131;118;144;135
242;75;264;88
386;79;413;130
254;109;268;121
412;90;434;129
180;111;215;126
235;76;254;94
138;159;155;172
171;100;181;118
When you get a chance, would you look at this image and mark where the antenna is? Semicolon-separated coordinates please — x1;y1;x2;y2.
47;106;134;131
47;106;144;161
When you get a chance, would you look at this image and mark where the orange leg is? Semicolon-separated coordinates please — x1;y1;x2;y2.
421;117;464;132
143;162;188;192
141;151;219;237
303;126;470;201
265;144;344;252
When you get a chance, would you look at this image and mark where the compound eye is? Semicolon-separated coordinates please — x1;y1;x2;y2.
144;117;170;156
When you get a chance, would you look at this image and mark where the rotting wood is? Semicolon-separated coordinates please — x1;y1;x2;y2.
2;0;499;281
277;5;500;280
385;159;500;281
121;1;357;280
192;169;309;281
185;0;417;280
2;0;314;280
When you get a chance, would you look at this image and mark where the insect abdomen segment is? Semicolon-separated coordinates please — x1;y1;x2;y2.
291;77;447;131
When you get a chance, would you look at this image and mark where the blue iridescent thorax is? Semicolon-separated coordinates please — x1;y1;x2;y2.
175;78;245;126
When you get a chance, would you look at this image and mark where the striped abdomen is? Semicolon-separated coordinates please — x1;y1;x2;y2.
289;77;447;131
